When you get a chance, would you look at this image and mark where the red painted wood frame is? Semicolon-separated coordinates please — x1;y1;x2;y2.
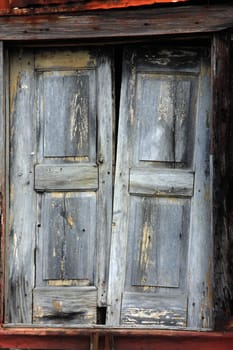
0;0;189;11
0;4;232;349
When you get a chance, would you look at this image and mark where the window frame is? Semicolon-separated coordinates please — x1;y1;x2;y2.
0;4;231;348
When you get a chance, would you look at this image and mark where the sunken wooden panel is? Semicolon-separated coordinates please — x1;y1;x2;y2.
39;192;96;282
133;49;198;168
127;197;190;288
121;293;187;327
41;72;94;158
33;287;97;324
136;75;196;164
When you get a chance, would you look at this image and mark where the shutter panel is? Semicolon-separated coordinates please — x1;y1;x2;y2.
107;47;212;328
6;48;113;325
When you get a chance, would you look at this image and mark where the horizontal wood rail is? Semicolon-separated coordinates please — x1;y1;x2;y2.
0;328;233;349
0;5;231;41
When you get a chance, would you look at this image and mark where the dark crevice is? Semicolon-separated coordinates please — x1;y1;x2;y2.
97;306;107;325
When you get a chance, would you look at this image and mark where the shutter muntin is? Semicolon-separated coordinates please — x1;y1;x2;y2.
107;46;211;329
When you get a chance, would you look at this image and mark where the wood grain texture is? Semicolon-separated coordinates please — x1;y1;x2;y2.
187;53;212;329
107;47;194;328
1;329;233;350
95;51;113;306
132;48;199;168
35;48;113;325
8;0;188;11
6;49;36;323
107;46;211;329
35;164;98;191
0;6;230;40
0;42;5;325
39;192;96;282
33;287;97;324
130;168;194;197
127;197;190;289
107;48;135;326
136;76;195;164
121;293;187;327
42;72;91;158
5;47;113;326
212;33;232;330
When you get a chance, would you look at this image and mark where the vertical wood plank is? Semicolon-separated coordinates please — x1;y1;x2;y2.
107;49;135;326
0;42;5;325
187;52;212;329
6;49;36;323
211;32;232;329
96;51;113;306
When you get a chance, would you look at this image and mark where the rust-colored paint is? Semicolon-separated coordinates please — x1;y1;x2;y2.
0;329;232;349
0;0;189;11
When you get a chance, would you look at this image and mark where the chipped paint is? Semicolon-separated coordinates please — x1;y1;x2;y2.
66;215;74;228
36;50;96;70
139;221;153;283
52;300;63;312
123;308;186;326
34;305;44;318
48;279;90;286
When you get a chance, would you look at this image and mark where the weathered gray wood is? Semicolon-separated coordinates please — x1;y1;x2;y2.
212;32;232;330
128;197;189;288
6;49;36;323
35;48;113;325
33;287;97;324
132;49;199;168
107;46;211;329
136;76;195;164
187;54;212;329
121;292;186;327
35;164;98;191
96;51;113;306
136;48;201;74
0;42;5;322
40;192;96;282
130;168;194;197
36;49;97;164
6;48;113;326
0;6;232;41
107;49;136;326
0;42;4;186
42;72;92;158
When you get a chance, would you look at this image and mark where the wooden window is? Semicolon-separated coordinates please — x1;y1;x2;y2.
4;43;212;329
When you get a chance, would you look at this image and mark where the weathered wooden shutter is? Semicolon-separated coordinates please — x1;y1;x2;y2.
6;48;113;325
107;47;212;328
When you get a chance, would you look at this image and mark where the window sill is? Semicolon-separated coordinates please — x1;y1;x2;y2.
0;326;233;349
